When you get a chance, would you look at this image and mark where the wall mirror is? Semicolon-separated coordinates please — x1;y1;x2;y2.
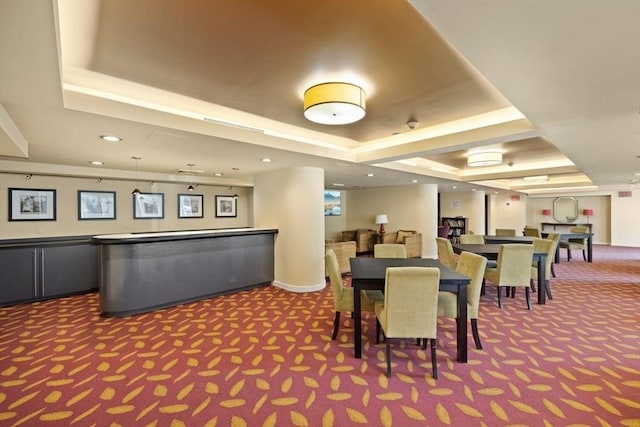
553;196;578;223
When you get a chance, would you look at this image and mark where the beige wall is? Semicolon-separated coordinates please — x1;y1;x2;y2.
439;191;486;234
610;190;640;246
487;193;528;235
0;173;251;239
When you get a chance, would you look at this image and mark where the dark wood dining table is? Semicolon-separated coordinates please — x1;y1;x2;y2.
349;257;471;362
540;232;593;263
451;243;548;305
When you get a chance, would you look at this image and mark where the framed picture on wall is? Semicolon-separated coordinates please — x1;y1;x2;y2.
178;194;204;218
78;190;116;220
133;192;164;219
324;190;341;216
9;188;57;221
215;195;237;217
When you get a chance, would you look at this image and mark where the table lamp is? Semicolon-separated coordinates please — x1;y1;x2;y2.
582;209;593;223
375;214;388;236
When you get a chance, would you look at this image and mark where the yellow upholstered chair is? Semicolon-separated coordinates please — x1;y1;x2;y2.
495;228;517;236
546;232;561;277
483;244;535;309
374;243;407;259
459;234;484;244
559;226;589;261
523;226;541;237
438;251;488;349
530;237;557;300
436;237;457;269
374;267;440;378
325;250;384;340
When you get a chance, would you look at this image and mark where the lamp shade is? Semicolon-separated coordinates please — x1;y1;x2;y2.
375;214;388;225
467;151;502;167
303;82;366;125
542;209;552;216
583;209;593;216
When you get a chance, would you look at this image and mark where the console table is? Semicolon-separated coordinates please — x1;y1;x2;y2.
541;222;592;233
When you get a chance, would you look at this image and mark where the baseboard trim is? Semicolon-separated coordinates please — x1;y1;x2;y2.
272;280;326;293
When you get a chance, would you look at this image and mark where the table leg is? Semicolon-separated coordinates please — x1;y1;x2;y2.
537;254;546;305
456;285;468;363
587;235;593;262
353;282;362;359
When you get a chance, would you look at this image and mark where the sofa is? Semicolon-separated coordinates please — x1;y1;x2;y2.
341;229;377;254
325;240;357;274
381;230;422;258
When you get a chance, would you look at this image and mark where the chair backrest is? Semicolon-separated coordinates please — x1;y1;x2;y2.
383;267;440;338
438;224;451;238
435;237;457;269
459;234;484;244
532;238;555;279
455;252;488;318
374;243;407;258
495;228;517;236
324;250;345;304
523;226;541;237
568;226;589;244
495;244;534;286
546;232;561;244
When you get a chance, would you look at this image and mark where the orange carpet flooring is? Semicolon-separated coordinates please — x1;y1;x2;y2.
0;245;639;426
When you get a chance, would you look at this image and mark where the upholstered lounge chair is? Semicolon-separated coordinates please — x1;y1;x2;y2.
374;243;407;258
381;230;422;258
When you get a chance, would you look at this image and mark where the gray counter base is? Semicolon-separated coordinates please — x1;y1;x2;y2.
97;230;276;317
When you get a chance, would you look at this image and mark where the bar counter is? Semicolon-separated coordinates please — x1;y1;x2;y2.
94;228;278;317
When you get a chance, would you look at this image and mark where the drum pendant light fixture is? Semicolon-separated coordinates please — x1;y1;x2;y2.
467;151;503;167
303;82;366;125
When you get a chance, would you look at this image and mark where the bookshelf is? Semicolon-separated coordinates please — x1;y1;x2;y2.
441;217;467;241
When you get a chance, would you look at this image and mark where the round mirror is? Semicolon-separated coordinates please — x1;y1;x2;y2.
553;197;578;223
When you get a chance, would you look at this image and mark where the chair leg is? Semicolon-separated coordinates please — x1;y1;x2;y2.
567;248;572;261
376;320;381;344
545;279;553;300
430;338;438;380
481;278;486;296
385;340;392;378
497;286;503;308
525;288;532;310
471;318;482;350
530;278;536;292
582;249;586;261
332;312;341;340
551;263;556;278
510;287;516;298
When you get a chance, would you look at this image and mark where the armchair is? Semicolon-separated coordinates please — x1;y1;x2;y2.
341;229;377;254
382;230;422;258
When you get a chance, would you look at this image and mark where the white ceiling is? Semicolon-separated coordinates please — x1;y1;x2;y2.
1;0;639;194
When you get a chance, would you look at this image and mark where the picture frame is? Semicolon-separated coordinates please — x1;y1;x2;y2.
324;189;341;216
178;193;204;218
9;188;57;221
78;190;116;220
133;192;164;219
215;195;237;217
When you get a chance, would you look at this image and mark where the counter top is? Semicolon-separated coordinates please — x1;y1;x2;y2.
93;228;278;244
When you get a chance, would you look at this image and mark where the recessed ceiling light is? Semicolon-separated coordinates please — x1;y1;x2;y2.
633;172;640;176
411;179;418;183
332;183;345;187
89;161;104;166
213;172;224;177
471;188;476;191
452;186;457;189
261;158;272;163
99;135;122;142
366;173;375;177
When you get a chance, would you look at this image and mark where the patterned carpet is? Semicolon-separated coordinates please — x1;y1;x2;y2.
0;245;639;426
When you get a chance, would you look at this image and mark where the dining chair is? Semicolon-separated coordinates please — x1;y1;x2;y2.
436;237;457;269
483;244;535;309
530;238;556;300
437;251;487;350
545;232;561;277
374;243;407;259
459;234;484;244
495;228;517;236
325;250;384;340
559;226;589;261
374;266;440;378
523;226;541;237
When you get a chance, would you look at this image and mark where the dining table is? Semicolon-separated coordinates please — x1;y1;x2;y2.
451;243;549;304
540;231;593;263
349;257;471;362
